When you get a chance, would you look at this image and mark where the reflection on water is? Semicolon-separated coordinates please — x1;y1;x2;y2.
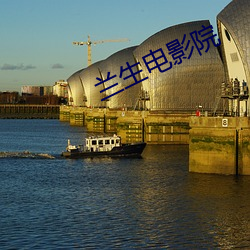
186;174;250;248
0;120;250;249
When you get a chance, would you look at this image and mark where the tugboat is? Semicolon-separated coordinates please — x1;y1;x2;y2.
61;134;146;158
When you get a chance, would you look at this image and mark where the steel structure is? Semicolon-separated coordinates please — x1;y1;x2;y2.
67;69;86;106
98;46;140;109
79;61;105;108
217;0;250;116
134;20;225;111
68;21;227;111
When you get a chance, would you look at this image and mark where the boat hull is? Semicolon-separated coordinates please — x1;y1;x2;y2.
62;142;146;159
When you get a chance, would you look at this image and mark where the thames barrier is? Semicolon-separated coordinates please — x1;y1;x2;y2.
63;0;250;175
59;106;250;175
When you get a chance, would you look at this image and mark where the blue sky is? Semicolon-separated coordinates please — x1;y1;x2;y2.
0;0;232;92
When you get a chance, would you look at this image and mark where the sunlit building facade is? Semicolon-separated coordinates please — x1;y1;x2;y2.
21;86;53;96
53;80;68;98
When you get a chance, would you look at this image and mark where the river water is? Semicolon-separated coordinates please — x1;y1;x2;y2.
0;119;250;249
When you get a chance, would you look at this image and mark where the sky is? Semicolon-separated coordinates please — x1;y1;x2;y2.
0;0;232;92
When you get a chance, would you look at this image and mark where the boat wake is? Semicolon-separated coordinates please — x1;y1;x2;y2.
0;151;55;159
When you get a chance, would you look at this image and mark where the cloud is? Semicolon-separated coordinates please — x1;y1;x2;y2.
23;64;36;70
51;63;64;69
1;63;36;70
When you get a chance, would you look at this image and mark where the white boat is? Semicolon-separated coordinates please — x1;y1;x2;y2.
62;134;146;158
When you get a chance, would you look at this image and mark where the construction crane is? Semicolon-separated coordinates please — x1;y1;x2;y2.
73;35;129;66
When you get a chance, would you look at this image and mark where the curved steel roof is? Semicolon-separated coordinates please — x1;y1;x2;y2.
134;20;225;111
98;46;139;109
217;0;250;83
79;61;104;108
67;68;86;106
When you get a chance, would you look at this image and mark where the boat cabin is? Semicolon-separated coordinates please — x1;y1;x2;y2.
85;135;121;152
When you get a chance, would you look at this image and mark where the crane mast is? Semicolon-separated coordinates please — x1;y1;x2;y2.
73;35;129;66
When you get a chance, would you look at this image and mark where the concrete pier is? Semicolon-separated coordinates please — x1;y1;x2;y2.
60;106;250;175
189;117;250;175
59;106;190;144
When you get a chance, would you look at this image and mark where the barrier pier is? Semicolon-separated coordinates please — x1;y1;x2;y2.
189;117;250;175
59;106;190;144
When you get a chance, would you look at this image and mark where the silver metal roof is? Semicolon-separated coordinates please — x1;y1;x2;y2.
67;69;86;106
217;0;250;84
79;61;105;108
134;20;225;111
98;46;139;109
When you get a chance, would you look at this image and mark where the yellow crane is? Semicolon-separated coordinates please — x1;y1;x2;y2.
73;35;129;66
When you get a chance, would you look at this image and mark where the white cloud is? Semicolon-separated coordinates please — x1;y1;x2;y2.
51;63;64;69
1;63;36;70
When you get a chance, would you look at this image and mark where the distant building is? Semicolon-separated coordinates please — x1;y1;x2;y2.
43;86;53;96
0;92;19;104
21;95;59;105
21;86;53;96
52;80;68;98
21;86;40;96
20;85;59;105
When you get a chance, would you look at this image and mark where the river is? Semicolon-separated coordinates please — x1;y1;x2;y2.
0;119;249;249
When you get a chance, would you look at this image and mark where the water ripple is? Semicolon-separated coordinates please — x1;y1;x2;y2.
0;151;55;159
0;120;250;249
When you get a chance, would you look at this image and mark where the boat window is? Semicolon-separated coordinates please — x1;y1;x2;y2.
92;140;97;145
105;140;110;144
111;139;114;144
86;140;89;145
116;139;120;144
98;140;103;145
